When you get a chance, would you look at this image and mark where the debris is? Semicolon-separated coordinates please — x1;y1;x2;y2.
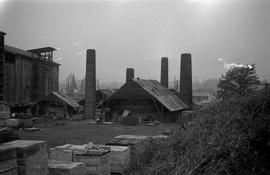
23;127;40;132
102;122;115;125
87;121;97;125
162;129;173;136
122;110;130;117
72;114;84;121
55;122;65;126
121;115;139;126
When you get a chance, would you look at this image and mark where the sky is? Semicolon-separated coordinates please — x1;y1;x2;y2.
0;0;269;83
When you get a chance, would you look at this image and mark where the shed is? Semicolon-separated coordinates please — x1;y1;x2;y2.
78;89;115;106
104;79;188;122
35;91;81;119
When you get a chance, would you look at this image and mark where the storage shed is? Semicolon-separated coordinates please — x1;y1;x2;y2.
35;91;81;119
104;79;188;122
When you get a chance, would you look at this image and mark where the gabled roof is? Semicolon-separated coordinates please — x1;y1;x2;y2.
52;92;81;109
134;79;188;111
4;45;39;58
42;91;81;109
108;79;188;112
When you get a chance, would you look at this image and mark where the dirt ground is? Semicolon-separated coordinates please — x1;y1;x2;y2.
15;120;180;148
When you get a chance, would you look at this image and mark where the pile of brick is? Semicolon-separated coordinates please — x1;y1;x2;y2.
0;140;48;175
49;143;111;175
0;146;17;175
108;145;130;174
106;135;148;165
48;160;86;175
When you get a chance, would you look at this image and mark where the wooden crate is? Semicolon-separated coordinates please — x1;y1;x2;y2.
0;140;48;175
48;160;86;175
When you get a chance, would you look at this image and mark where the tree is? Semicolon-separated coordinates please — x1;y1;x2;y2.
217;64;260;99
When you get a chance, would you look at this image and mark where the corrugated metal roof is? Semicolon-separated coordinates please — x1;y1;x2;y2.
132;79;188;111
51;91;81;109
4;45;39;58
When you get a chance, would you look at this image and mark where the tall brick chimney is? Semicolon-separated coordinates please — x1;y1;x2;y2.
0;31;6;101
85;49;96;119
126;68;134;83
180;53;192;106
160;57;168;88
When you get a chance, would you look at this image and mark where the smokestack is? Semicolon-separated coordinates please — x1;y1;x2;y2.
0;31;6;101
160;57;168;88
85;49;96;119
180;53;192;106
126;68;134;83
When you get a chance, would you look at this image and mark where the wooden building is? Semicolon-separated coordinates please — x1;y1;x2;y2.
0;31;60;106
35;91;81;119
104;79;188;122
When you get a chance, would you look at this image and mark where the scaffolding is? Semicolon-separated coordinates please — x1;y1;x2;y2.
28;47;56;96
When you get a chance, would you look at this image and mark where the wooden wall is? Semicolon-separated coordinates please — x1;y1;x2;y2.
4;52;59;105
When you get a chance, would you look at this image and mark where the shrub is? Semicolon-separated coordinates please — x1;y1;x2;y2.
126;91;270;175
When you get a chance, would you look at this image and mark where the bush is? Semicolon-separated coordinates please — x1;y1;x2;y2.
126;91;270;175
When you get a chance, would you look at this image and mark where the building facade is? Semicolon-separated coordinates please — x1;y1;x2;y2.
0;31;60;105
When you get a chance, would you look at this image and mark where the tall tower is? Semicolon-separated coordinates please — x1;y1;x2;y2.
160;57;168;88
126;68;134;83
180;53;192;106
0;31;6;101
85;49;96;119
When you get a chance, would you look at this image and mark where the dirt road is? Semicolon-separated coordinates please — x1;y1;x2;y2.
16;120;179;148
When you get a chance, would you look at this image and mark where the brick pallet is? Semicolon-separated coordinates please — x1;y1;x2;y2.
0;140;48;175
108;145;130;174
0;147;17;175
49;144;110;175
106;135;148;166
48;160;86;175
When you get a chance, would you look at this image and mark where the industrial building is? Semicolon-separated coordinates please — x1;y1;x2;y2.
104;78;188;122
0;31;60;106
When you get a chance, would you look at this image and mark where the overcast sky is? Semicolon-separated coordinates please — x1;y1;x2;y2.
0;0;269;82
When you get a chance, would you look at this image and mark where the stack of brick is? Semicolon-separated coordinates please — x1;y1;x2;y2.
49;143;110;175
0;147;17;175
106;135;148;165
48;160;86;175
0;140;48;175
107;145;130;174
49;144;73;162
